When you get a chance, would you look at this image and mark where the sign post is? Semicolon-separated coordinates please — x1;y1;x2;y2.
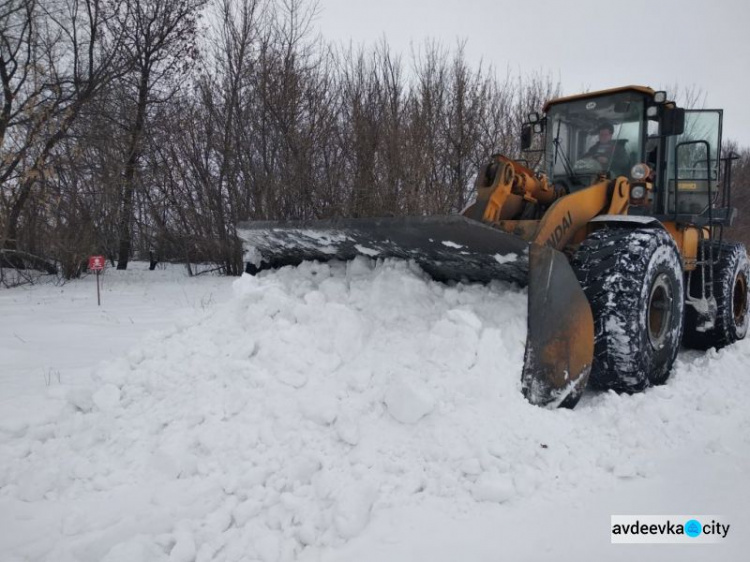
88;255;105;306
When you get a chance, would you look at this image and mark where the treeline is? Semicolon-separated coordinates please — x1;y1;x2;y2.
0;0;558;279
724;143;750;249
1;0;748;283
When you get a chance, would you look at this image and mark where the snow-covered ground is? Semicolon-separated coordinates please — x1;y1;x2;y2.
1;260;748;561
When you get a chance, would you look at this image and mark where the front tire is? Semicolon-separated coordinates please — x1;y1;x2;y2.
571;227;684;392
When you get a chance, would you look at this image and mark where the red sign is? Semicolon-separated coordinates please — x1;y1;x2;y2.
88;255;105;271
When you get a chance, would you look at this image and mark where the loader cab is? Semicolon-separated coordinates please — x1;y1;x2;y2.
541;88;649;192
535;86;729;226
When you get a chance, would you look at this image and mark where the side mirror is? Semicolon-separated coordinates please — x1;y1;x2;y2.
521;125;533;150
663;107;685;136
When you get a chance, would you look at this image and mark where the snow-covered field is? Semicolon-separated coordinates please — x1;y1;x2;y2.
1;260;748;561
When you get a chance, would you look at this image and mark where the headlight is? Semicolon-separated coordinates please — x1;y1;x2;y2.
631;185;646;199
631;163;651;181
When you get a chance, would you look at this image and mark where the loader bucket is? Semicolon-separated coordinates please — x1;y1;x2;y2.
521;244;594;408
238;216;594;408
238;216;530;284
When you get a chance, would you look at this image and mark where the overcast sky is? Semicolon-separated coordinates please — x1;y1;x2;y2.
315;0;750;147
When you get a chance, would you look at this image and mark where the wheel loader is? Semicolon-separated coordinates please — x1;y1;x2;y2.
238;86;749;408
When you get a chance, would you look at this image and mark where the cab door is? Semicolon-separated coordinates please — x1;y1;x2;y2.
665;109;722;216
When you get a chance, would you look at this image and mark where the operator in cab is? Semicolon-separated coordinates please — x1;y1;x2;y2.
584;121;630;175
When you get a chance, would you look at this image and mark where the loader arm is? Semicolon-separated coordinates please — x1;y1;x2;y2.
481;175;629;249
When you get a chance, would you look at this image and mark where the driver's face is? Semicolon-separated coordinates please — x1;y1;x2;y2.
599;128;613;142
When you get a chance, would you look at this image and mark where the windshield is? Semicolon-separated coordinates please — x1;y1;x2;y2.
545;92;645;189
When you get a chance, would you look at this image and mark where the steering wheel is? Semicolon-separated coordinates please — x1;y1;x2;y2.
573;156;605;174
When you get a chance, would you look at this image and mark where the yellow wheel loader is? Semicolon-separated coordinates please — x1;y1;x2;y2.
238;86;749;408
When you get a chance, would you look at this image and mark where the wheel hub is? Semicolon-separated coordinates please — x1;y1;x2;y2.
648;273;674;350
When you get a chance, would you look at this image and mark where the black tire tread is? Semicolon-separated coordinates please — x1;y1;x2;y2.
683;241;749;350
571;227;684;392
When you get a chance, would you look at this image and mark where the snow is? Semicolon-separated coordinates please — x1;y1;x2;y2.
493;252;518;265
353;245;380;257
440;240;463;249
1;260;749;561
470;473;515;503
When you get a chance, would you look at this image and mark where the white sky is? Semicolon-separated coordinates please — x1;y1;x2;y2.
315;0;750;147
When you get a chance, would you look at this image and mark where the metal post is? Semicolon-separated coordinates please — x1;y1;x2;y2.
96;269;101;306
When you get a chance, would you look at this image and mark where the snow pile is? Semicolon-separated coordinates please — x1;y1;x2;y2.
1;257;749;561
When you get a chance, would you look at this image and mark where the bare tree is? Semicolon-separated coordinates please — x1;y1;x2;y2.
723;141;750;249
0;0;130;267
113;0;206;270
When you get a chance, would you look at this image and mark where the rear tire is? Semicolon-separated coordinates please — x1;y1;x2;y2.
683;241;749;350
571;227;684;392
